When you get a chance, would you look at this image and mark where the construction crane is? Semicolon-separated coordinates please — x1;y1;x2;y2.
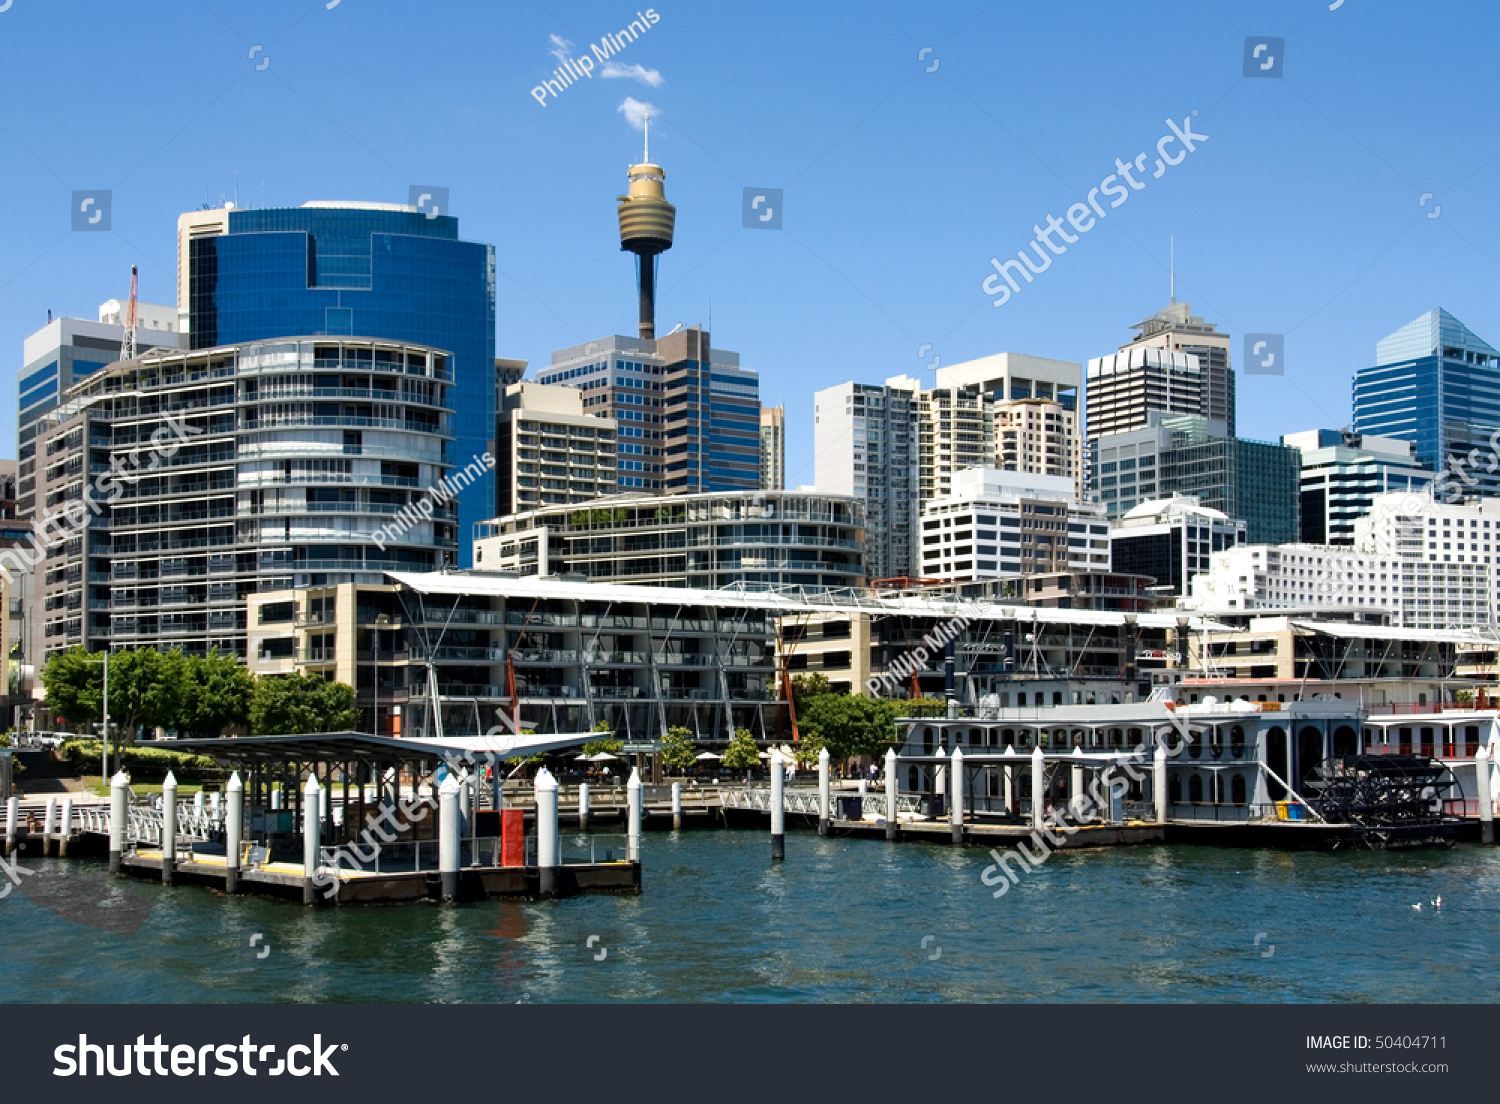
120;265;139;362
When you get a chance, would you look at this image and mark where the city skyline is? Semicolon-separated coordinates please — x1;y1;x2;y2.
1;1;1497;500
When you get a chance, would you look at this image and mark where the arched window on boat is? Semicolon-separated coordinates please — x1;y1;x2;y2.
1188;774;1204;804
1229;725;1245;758
1231;774;1247;805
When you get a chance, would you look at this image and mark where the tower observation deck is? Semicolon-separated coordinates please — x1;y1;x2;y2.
616;116;676;341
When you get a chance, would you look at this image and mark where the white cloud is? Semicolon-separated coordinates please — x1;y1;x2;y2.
617;97;656;131
601;61;664;88
548;34;573;63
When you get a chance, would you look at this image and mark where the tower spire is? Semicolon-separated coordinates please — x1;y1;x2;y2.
643;112;650;163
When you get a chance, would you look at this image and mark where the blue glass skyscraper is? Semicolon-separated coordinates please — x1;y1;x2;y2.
184;202;496;562
1353;309;1500;497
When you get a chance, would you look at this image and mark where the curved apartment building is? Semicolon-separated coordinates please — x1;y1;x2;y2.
32;337;457;659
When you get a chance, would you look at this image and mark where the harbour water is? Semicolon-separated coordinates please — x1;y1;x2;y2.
2;831;1496;1003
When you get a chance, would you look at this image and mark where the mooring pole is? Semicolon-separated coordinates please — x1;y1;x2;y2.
1030;746;1046;833
578;781;590;831
439;774;461;901
1154;744;1169;826
934;746;947;801
161;772;177;886
535;767;559;899
43;797;57;855
302;773;321;906
884;748;899;841
58;797;73;858
817;746;831;836
108;772;129;874
950;747;965;844
769;750;785;861
671;781;682;831
627;767;642;862
225;772;243;895
1477;745;1495;845
4;795;18;857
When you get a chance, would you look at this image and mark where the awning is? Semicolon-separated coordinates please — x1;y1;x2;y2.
166;730;595;768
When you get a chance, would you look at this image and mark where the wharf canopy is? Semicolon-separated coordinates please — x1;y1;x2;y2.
246;569;1227;741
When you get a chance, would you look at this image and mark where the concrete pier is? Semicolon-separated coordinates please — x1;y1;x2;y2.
58;797;73;857
439;774;461;901
301;773;321;905
535;767;559;899
225;772;242;894
770;750;785;861
627;767;642;862
884;748;898;840
1030;746;1045;832
161;773;177;886
1154;745;1168;825
109;772;129;874
1477;746;1494;846
817;747;830;836
950;747;965;844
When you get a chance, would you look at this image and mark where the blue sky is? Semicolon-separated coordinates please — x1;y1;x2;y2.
1;0;1497;492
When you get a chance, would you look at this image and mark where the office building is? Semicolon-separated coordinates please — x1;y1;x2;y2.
1352;309;1500;496
31;337;457;659
1281;428;1431;545
179;201;496;558
1109;495;1246;598
18;302;184;518
813;379;919;581
1188;492;1500;630
474;489;865;591
936;352;1082;498
494;382;619;516
918;467;1109;583
1085;346;1206;444
1100;299;1233;436
537;328;759;496
1093;414;1301;544
760;404;785;491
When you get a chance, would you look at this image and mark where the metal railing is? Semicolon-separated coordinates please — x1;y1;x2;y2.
720;788;921;817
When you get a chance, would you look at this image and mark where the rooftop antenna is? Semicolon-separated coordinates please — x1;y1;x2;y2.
643;112;650;162
1169;235;1176;305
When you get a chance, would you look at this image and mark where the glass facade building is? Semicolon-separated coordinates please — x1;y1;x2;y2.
1094;414;1301;545
1352;309;1500;497
185;203;496;562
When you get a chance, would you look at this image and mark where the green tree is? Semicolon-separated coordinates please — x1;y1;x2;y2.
722;727;761;770
583;720;624;758
659;725;697;771
791;731;827;768
250;672;360;735
40;647;105;730
178;651;254;738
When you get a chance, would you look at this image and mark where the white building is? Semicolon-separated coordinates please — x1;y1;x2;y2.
919;467;1108;582
814;352;1081;583
813;378;919;581
1186;491;1500;630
